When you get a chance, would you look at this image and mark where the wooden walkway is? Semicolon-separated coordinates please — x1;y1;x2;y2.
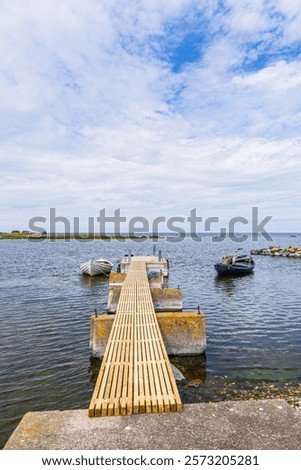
89;259;182;417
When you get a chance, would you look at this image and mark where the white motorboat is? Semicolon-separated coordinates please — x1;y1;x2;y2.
80;258;113;276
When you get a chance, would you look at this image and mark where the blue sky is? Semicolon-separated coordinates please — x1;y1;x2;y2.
1;0;301;232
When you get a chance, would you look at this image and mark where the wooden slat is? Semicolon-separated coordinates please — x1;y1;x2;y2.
89;258;182;417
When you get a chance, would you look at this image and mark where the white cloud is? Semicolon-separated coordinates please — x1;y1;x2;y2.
223;0;271;35
0;0;301;231
274;0;301;43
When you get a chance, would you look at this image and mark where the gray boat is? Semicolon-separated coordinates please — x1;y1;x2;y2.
214;253;255;276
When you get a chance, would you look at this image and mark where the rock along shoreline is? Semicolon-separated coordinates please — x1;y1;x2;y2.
251;245;301;258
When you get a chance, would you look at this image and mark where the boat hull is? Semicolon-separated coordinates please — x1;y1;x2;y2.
214;263;255;276
80;259;113;276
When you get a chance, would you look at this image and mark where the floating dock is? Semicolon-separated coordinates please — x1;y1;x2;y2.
91;254;206;359
89;257;183;417
118;253;169;277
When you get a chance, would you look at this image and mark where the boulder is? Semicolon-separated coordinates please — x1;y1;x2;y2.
269;245;281;252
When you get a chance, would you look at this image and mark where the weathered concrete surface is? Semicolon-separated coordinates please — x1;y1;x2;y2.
107;287;182;313
107;286;122;313
109;272;166;289
157;312;206;355
4;400;301;450
90;314;114;357
90;312;206;357
109;272;127;286
150;288;182;311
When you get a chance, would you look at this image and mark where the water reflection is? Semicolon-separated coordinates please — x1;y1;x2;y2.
89;356;102;386
79;274;109;289
215;276;238;295
171;354;207;384
214;272;255;295
89;354;208;401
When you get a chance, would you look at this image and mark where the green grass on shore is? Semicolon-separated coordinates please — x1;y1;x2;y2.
0;232;158;240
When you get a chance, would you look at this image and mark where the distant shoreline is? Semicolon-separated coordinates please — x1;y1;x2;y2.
0;232;157;240
0;232;299;240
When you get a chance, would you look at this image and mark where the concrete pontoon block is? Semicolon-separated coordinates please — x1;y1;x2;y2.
90;311;206;357
150;288;182;311
157;312;206;356
107;287;183;313
108;273;126;286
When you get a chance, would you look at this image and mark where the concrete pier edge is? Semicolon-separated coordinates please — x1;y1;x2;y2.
4;399;301;450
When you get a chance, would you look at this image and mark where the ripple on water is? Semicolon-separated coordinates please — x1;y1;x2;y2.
0;236;301;447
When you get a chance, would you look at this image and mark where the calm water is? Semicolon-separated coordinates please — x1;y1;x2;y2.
0;235;301;448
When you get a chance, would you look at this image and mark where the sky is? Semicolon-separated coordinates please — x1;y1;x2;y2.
1;0;301;233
